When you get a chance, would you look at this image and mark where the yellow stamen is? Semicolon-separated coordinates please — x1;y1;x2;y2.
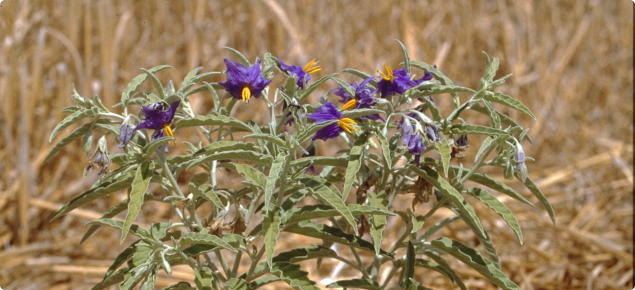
303;58;321;74
338;118;358;133
241;87;251;103
377;64;395;82
163;124;175;144
341;99;357;111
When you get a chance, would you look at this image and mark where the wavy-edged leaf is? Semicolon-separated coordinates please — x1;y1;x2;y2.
341;68;373;80
467;187;522;244
189;183;225;209
299;73;338;102
326;279;381;290
342;132;369;201
187;150;272;169
475;136;495;162
50;172;136;221
519;175;556;226
413;85;476;97
265;153;287;212
377;132;392;171
451;207;502;270
299;177;358;235
224;46;251;66
298;120;337;143
224;278;253;290
419;216;460;241
281;204;394;225
420;250;467;290
397;39;411;75
431;237;519;290
341;109;384;120
450;124;509;137
412;166;486;239
91;268;127;290
484;92;536;120
43;119;111;165
141;67;170;99
142;137;174;159
49;108;95;142
290;156;348;168
182;234;246;256
284;221;383;255
272;245;337;263
263;208;283;267
179;232;237;252
404;241;416;289
193;267;214;290
102;241;138;280
435;135;451;177
194;141;258;156
415;258;455;283
249;262;320;290
369;191;389;254
121;163;152;243
222;162;266;188
85;218;150;240
176;115;252;132
460;170;533;206
331;77;356;100
420;95;441;122
410;61;455;90
122;65;170;107
244;133;286;148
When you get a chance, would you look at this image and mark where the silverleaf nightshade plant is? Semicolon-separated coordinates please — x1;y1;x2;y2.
44;42;554;290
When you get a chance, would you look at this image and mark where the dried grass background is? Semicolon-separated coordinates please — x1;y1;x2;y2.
0;0;633;289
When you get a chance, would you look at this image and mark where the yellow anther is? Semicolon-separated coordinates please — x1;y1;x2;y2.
242;87;251;103
342;99;357;111
378;64;395;82
163;124;175;144
303;59;321;74
338;118;358;133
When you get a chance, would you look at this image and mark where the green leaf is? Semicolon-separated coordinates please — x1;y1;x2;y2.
263;208;283;267
341;68;373;80
298;120;337;143
519;175;556;227
474;136;495;163
176;115;252;132
299;177;358;235
342;132;369;201
481;52;499;84
223;163;267;188
91;268;127;290
404;241;416;289
244;133;286;148
50;171;136;220
377;133;392;171
189;183;225;209
187;150;272;169
299;73;338;103
412;85;476;97
179;232;237;252
421;250;467;290
326;279;382;290
431;238;519;290
224;46;251;66
142;137;174;159
248;262;320;290
369;191;389;254
121;163;152;243
49;108;95;142
194;141;258;156
122;65;170;107
265;153;287;211
450;124;509;137
331;77;356;100
224;278;253;290
410;61;455;90
460;170;533;206
418;216;459;241
397;39;411;75
272;245;338;263
415;258;455;283
420;95;441;122
102;241;138;280
467;187;523;244
284;221;382;254
411;214;426;234
435;135;451;177
484;92;536;120
412;166;486;239
450;207;502;270
193;267;214;290
141;67;170;99
290;156;348;168
281;204;394;225
43;119;111;165
85;218;150;240
341;109;385;120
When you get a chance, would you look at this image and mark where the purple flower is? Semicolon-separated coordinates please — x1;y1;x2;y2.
306;102;358;141
219;58;272;103
278;58;321;89
132;100;180;151
424;124;442;144
334;78;383;121
282;101;303;126
118;115;134;148
377;65;434;98
399;114;426;167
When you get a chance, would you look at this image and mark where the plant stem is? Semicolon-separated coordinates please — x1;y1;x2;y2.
458;144;496;184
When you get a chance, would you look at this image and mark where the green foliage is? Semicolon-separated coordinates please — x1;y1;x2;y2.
46;43;551;289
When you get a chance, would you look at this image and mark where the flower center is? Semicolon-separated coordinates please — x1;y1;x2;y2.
341;99;357;111
163;124;175;143
338;118;358;133
241;86;252;103
378;64;395;82
303;59;321;74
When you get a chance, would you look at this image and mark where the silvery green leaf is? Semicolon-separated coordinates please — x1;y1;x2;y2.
180;72;219;94
281;204;393;225
50;171;136;221
202;82;221;112
141;67;171;100
263;208;283;266
265;153;287;212
411;213;426;234
452;206;501;270
431;237;519;290
179;232;237;252
247;262;320;290
341;108;384;120
223;46;251;66
396;39;411;75
342;132;369;201
299;73;337;103
403;241;416;289
142;137;173;159
272;245;337;263
284;221;383;255
450;123;509;137
182;234;246;256
244;133;286;148
49;108;95;142
71;83;93;108
189;183;225;209
377;131;392;171
82;132;93;155
331;77;356;99
420;95;441;122
412;166;486;239
484;92;536;120
43;119;111;165
481;99;502;129
518;175;556;226
193;267;214;290
411;85;476;97
475;136;496;162
222;162;267;188
92;268;127;290
187;150;272;169
459;170;533;206
102;241;137;280
121;162;152;244
194;141;258;156
62;105;82;114
410;60;454;88
419;216;460;241
435;134;451;177
224;278;253;290
490;73;513;88
421;250;467;290
299;176;358;235
408;110;434;124
176;115;252;132
481;52;499;85
369;191;389;254
297;120;337;144
467;187;522;244
326;279;382;290
415;259;455;284
85;218;150;240
81;195;150;245
341;68;373;81
121;66;170;107
290;156;348;168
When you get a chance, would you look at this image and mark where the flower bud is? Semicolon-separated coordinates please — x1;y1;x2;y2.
118;115;135;148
